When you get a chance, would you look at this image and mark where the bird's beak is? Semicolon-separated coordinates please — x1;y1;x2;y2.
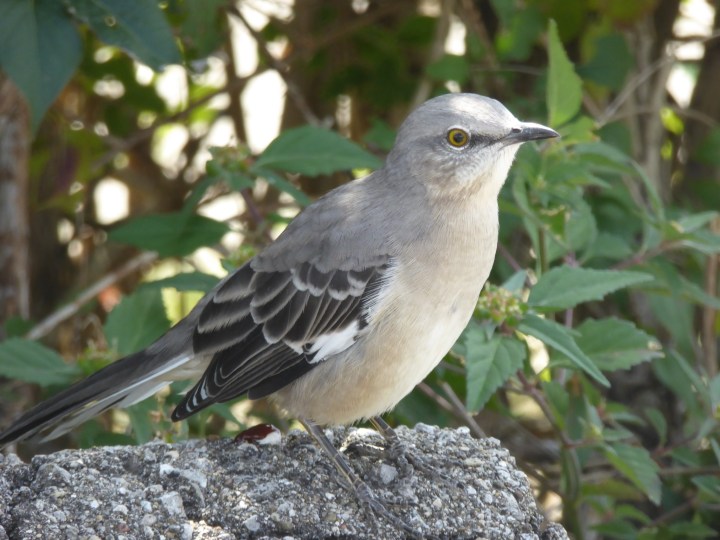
502;122;559;146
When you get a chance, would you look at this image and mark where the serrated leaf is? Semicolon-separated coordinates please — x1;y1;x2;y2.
574;318;662;371
69;0;181;70
463;331;526;412
254;125;382;176
604;442;661;504
109;212;229;257
140;272;219;293
0;338;81;387
104;288;171;355
0;0;82;131
519;313;609;386
547;19;583;127
529;267;652;311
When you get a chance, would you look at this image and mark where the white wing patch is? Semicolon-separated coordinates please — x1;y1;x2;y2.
305;321;360;364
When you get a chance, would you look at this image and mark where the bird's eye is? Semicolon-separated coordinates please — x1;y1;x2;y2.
446;128;470;148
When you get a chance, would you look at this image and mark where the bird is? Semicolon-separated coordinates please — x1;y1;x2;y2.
0;93;558;535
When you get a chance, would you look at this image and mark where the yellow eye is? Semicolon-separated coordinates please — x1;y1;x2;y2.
447;128;469;148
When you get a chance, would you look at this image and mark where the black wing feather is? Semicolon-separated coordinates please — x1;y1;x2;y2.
173;256;394;420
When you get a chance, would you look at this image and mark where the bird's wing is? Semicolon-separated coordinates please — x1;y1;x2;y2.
171;256;397;420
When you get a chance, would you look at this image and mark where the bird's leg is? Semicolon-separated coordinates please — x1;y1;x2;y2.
369;416;452;482
300;419;430;539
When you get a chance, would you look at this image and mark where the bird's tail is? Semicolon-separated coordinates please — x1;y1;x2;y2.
0;346;198;447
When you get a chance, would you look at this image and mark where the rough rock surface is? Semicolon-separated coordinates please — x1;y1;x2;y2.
0;425;568;539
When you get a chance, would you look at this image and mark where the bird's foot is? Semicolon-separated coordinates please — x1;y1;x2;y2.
301;419;436;539
370;417;460;488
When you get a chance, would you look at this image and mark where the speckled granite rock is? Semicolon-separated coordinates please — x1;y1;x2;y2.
0;425;568;539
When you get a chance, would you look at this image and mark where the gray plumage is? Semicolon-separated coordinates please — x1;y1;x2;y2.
0;93;558;446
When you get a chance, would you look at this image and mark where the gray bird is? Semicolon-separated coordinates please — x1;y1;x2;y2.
0;93;558;535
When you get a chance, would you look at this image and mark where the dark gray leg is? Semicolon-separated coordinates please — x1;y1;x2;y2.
300;418;433;539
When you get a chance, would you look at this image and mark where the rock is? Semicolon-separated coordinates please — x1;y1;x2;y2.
0;426;568;539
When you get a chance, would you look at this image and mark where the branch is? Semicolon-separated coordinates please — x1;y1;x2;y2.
440;381;487;438
92;77;252;172
227;5;321;126
25;251;158;341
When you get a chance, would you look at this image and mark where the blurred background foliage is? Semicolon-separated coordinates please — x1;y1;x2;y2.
1;0;719;538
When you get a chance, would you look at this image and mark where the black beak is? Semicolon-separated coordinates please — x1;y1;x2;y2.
502;122;559;146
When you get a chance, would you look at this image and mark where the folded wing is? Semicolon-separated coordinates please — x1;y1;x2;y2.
172;257;396;420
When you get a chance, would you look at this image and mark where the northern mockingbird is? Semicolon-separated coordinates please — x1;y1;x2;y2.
0;93;557;535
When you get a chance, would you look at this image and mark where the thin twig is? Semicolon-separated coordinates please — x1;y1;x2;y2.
516;372;575;449
439;381;486;438
92;77;252;171
26;251;159;341
410;0;456;109
611;243;674;270
227;5;321;126
599;30;720;127
416;382;455;415
497;243;523;273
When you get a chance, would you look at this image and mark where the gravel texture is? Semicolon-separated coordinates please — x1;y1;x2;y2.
0;425;568;539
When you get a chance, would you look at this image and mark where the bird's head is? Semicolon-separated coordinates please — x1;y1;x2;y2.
386;93;558;200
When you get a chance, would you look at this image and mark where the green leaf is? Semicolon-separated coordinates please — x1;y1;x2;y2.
69;0;181;70
694;127;720;166
557;115;597;144
518;313;609;386
126;397;159;444
256;168;312;207
541;380;569;426
426;54;470;84
140;272;220;293
463;330;526;412
0;0;82;131
574;318;663;371
578;32;633;90
546;19;583;127
529;267;652;311
254;126;383;176
494;4;545;61
180;0;226;58
0;338;81;387
691;476;720;504
104;288;171;355
109;212;229;257
673;211;718;233
644;407;667;446
653;353;703;417
363;118;396;152
604;442;661;504
667;522;719;539
583;233;633;263
592;519;640;539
